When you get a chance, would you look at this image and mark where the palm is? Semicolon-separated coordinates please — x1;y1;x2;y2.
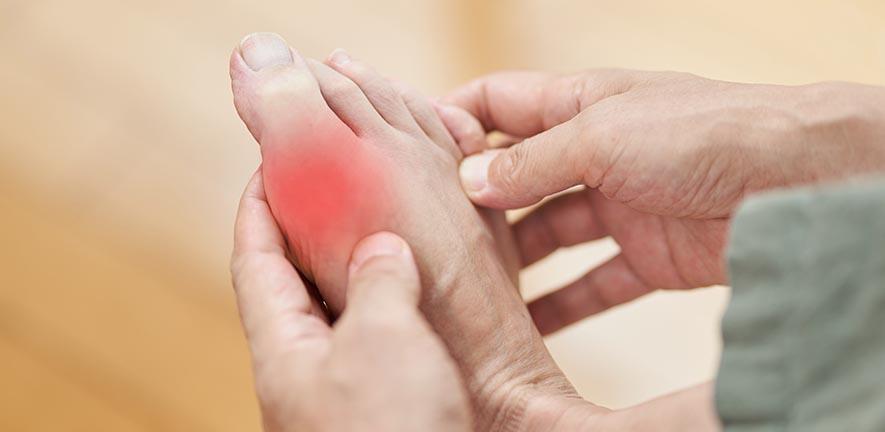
590;189;728;291
507;189;729;334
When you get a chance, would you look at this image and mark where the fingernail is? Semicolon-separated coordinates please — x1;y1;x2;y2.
328;48;351;67
349;232;408;274
239;32;293;71
459;150;499;193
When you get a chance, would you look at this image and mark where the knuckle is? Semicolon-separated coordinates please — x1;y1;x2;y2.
493;144;532;195
580;115;621;186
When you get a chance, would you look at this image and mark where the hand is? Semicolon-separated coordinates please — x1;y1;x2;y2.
230;171;720;432
230;35;577;429
230;171;471;432
445;70;885;333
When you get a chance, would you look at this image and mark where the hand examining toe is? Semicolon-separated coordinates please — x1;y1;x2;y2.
446;70;885;334
231;33;590;431
231;33;734;432
225;33;885;432
231;173;470;432
231;170;710;432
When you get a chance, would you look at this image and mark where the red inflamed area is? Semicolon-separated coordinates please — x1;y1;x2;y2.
261;126;391;255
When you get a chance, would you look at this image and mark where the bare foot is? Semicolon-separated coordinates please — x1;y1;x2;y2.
230;33;589;430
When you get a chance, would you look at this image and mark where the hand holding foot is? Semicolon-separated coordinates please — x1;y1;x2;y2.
231;33;585;430
231;173;470;432
446;70;885;333
230;170;719;432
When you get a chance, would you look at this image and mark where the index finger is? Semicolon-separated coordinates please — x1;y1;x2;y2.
442;69;638;138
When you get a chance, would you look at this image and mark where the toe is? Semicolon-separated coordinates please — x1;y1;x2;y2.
391;80;462;160
306;59;389;137
230;32;333;143
326;49;422;135
239;32;294;71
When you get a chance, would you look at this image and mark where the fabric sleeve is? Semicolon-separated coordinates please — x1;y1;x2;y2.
717;178;885;432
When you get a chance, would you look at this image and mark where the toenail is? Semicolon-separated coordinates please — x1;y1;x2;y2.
239;32;293;71
328;49;351;67
460;151;498;193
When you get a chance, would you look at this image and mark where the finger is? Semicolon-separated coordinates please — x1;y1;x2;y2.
459;114;606;209
345;232;421;314
442;69;638;137
512;189;607;267
232;169;331;361
443;71;571;137
527;254;653;335
434;102;488;155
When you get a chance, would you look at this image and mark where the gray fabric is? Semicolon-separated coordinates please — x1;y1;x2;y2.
717;178;885;432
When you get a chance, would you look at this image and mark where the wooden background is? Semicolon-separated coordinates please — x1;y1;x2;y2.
2;0;883;430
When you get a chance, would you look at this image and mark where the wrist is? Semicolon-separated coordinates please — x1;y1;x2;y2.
791;82;885;181
732;81;885;198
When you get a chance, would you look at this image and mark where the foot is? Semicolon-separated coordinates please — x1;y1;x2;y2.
230;33;588;430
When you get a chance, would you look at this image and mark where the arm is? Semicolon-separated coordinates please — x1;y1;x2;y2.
720;179;885;430
441;70;885;332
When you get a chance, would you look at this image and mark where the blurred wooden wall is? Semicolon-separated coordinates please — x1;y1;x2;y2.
1;0;883;430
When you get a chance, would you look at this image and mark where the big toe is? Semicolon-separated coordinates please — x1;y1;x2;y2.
230;32;330;142
239;32;292;71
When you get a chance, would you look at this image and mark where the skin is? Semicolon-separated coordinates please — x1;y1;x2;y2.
230;33;584;430
231;169;721;432
230;172;471;432
445;70;885;334
231;33;719;431
436;69;885;429
230;36;885;430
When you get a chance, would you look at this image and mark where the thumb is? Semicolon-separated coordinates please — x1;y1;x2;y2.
459;116;600;209
346;232;421;313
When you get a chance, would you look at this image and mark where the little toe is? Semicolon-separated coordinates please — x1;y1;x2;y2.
326;49;422;134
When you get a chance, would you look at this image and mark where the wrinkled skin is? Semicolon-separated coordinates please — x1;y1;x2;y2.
447;70;885;333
